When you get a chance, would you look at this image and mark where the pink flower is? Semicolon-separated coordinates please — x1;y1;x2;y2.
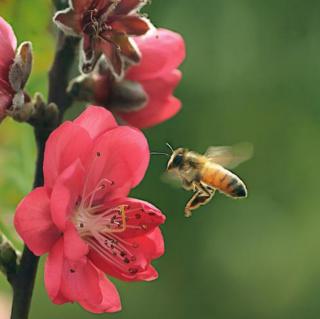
120;28;186;128
54;0;151;76
0;17;17;120
14;106;165;313
84;28;186;128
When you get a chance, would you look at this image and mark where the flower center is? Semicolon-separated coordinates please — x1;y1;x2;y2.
74;202;127;237
72;176;141;275
82;9;103;36
82;3;116;38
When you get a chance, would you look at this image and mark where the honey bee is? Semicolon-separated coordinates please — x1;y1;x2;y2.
166;143;253;217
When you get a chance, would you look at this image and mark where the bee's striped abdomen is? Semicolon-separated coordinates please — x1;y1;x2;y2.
201;162;247;198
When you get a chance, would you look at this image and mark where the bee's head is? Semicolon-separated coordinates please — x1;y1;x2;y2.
167;148;186;170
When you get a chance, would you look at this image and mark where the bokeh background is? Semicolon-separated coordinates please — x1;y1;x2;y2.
1;0;320;318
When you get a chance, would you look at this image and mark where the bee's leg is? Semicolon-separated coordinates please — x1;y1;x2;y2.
181;178;194;191
184;185;215;217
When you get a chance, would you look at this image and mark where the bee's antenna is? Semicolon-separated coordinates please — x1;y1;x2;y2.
150;152;170;157
166;143;174;153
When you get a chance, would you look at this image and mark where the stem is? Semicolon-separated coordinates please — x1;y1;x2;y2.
48;33;79;117
10;32;78;319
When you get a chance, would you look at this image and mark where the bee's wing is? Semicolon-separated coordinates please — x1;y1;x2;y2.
161;171;183;189
205;142;253;169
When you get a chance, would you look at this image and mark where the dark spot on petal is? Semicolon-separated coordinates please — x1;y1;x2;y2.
124;257;130;264
70;269;75;273
135;213;141;219
96;152;101;157
129;268;138;274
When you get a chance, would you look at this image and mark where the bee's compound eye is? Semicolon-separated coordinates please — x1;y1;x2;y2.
173;154;183;167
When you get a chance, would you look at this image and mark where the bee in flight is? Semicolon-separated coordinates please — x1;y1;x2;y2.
164;143;253;217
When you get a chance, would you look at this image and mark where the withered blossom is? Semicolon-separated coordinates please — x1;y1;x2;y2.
54;0;150;77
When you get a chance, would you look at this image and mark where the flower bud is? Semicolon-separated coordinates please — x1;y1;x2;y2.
107;80;147;112
9;41;33;92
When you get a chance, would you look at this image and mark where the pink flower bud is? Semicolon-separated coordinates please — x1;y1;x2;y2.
0;17;17;121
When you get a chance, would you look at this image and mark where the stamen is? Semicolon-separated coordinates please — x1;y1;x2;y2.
104;206;127;233
80;178;113;210
73;183;144;276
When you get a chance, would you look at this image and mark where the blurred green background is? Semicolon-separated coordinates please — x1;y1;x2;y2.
2;0;320;318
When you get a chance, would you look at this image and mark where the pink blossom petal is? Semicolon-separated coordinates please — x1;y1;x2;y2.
14;187;60;256
80;273;121;313
140;227;165;260
83;126;149;201
0;17;17;79
89;227;164;281
50;160;85;231
64;222;89;261
45;240;104;308
51;291;69;305
119;70;182;128
0;17;16;50
127;28;185;81
73;106;117;140
120;95;181;129
45;238;64;302
135;265;158;281
44;121;92;189
0;85;12;110
60;257;103;306
106;197;165;238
